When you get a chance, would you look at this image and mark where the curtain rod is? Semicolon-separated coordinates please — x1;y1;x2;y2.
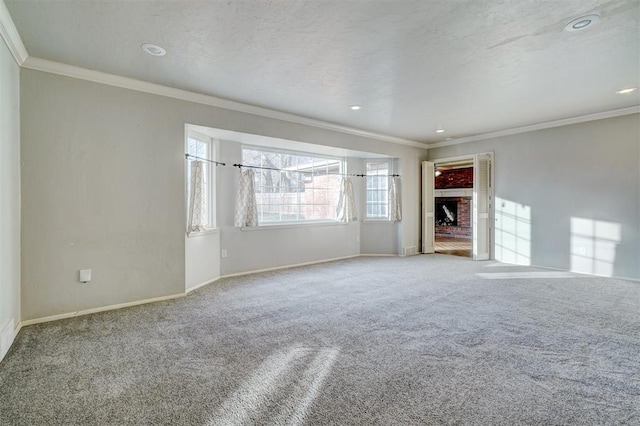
185;153;226;166
232;163;400;177
185;153;399;176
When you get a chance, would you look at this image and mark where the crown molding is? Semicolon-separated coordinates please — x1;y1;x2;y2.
7;0;634;153
21;56;427;149
0;0;27;65
428;106;640;149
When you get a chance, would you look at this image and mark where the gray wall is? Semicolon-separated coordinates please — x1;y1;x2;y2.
0;38;21;360
360;222;398;255
20;69;428;320
185;230;220;290
429;114;640;280
21;70;186;320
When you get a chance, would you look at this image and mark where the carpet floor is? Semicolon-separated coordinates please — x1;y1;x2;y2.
1;255;639;425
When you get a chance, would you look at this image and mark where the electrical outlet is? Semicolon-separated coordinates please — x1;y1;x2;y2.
221;249;228;258
79;269;92;283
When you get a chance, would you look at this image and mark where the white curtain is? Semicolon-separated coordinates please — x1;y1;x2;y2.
187;160;207;234
336;177;358;222
234;168;259;227
389;176;402;222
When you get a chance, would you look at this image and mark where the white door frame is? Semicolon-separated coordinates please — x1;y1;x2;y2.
422;152;494;260
421;161;435;254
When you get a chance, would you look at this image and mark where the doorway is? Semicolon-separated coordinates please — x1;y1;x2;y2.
422;153;493;260
434;160;474;257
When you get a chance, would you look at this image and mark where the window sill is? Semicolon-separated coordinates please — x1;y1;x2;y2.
240;221;347;231
186;228;220;238
363;219;395;223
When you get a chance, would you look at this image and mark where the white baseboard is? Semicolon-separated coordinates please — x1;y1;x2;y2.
186;277;220;294
14;253;421;334
21;292;186;327
531;263;640;283
615;275;640;283
360;253;398;257
493;260;640;283
17;255;360;329
0;318;21;362
220;254;360;279
190;254;366;290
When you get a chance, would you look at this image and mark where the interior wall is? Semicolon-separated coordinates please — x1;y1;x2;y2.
20;70;186;320
360;222;399;255
20;69;429;320
0;37;21;360
428;114;640;280
185;231;220;291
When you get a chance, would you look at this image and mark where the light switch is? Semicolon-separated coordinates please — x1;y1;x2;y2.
79;269;92;283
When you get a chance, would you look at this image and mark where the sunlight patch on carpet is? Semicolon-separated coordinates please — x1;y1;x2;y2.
206;346;339;426
477;271;586;279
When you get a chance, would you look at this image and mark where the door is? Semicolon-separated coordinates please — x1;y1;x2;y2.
422;161;435;254
424;153;493;260
473;154;492;260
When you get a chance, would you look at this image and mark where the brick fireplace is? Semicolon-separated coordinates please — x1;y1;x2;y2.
435;167;473;239
435;197;472;238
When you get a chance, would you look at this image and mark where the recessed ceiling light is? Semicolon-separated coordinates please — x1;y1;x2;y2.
436;129;445;133
349;105;362;111
564;14;600;32
616;87;637;94
141;43;166;56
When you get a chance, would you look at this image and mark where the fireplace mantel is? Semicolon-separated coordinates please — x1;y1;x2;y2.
434;189;473;197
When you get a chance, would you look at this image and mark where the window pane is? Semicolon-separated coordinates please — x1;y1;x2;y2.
365;159;391;220
243;147;344;224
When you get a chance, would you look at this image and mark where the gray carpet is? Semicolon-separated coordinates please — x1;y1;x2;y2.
1;255;639;425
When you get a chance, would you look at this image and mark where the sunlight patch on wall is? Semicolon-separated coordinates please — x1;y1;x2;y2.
571;218;621;277
495;197;531;266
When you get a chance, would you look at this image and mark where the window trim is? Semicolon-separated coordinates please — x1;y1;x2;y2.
364;158;393;222
242;144;346;227
185;130;217;234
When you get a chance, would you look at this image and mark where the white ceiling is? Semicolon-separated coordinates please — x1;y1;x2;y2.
5;0;639;144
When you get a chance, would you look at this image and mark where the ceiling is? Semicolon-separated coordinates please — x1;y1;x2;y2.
5;0;639;144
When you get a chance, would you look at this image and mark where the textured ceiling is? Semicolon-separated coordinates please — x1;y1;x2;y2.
5;0;639;144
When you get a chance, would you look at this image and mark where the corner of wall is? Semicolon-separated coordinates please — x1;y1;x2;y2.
0;319;21;361
0;19;22;362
